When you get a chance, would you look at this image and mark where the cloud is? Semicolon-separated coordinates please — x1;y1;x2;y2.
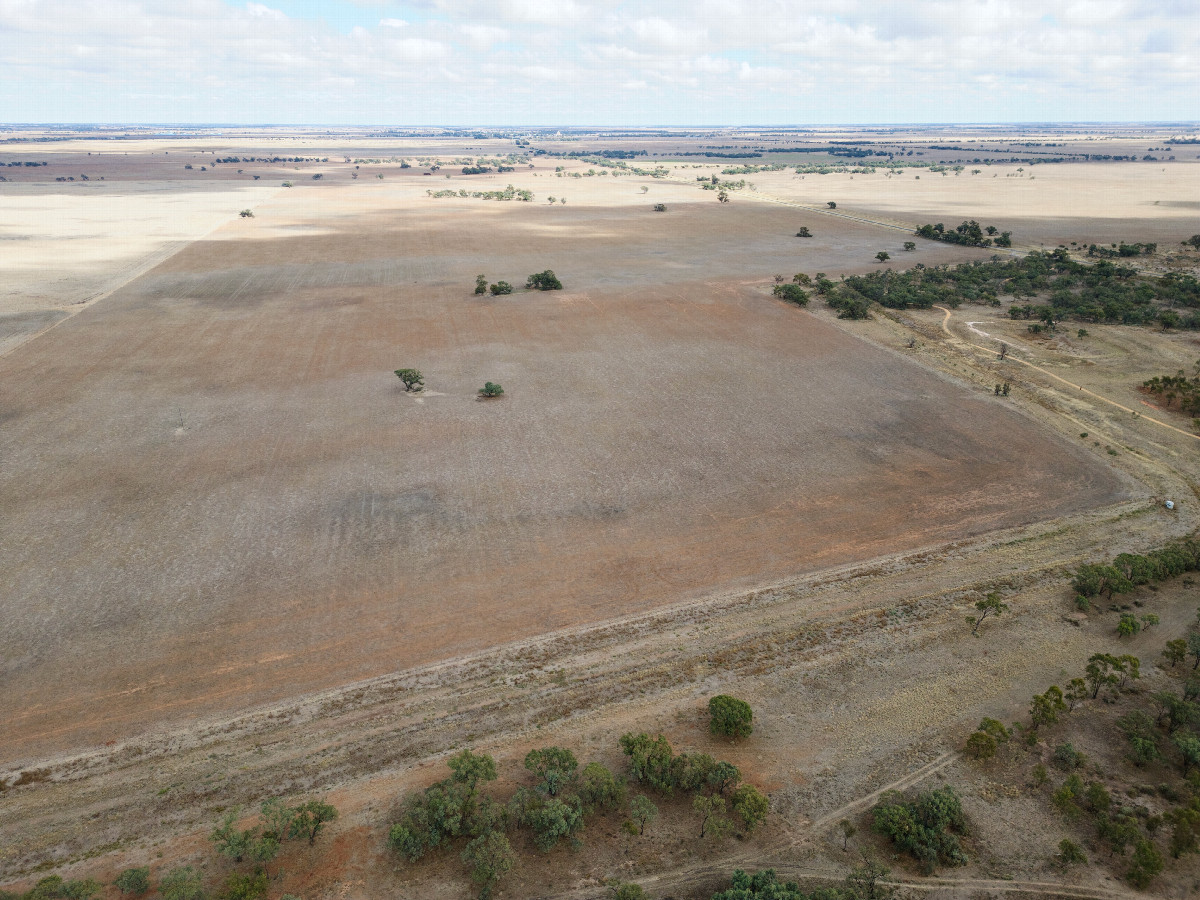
0;0;1195;123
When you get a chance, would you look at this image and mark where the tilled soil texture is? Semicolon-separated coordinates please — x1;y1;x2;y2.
0;191;1129;763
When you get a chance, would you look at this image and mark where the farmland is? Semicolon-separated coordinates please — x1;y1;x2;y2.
2;125;1199;899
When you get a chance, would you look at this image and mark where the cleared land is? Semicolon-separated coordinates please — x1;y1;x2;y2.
3;126;1199;899
0;175;1128;762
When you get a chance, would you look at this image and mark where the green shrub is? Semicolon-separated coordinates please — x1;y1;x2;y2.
478;382;504;398
577;762;625;812
526;270;563;290
219;870;267;900
871;787;968;874
709;695;753;739
1058;838;1087;864
1127;839;1164;888
114;868;150;896
159;867;204;900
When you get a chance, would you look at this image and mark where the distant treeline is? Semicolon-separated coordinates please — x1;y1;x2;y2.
562;149;647;159
214;156;328;163
916;221;1012;248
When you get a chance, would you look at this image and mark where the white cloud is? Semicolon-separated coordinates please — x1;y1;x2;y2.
0;0;1195;123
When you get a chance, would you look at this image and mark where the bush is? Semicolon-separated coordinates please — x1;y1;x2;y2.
619;733;675;793
1058;838;1087;864
238;209;254;218
113;869;150;897
159;868;204;900
653;204;666;212
709;695;753;739
526;270;563;290
219;870;267;900
872;787;968;874
772;283;809;306
730;784;769;832
1053;742;1086;770
478;382;504;398
489;281;513;295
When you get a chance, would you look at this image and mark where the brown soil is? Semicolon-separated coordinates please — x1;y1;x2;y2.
0;183;1127;763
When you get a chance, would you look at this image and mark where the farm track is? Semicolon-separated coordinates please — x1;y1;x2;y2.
935;305;1200;443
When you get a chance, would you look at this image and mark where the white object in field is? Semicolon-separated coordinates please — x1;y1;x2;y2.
1165;500;1175;510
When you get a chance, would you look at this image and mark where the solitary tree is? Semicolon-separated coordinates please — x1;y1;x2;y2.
395;369;424;392
839;818;857;850
709;695;753;739
239;209;254;218
653;203;666;212
827;201;837;209
717;190;729;203
968;592;1008;636
474;275;488;295
875;251;891;263
479;382;504;398
903;241;916;251
796;226;812;237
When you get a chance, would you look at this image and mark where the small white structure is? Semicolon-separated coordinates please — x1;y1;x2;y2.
1166;500;1176;510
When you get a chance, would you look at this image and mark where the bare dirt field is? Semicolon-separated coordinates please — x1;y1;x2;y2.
2;126;1199;900
0;168;1130;763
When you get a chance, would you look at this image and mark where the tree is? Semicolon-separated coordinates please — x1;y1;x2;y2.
796;227;812;237
1175;732;1200;774
875;251;890;263
629;794;658;835
964;731;996;760
448;750;497;791
461;830;515;900
872;787;967;873
239;209;254;218
708;761;741;795
653;203;666;212
524;747;578;797
730;784;769;833
260;797;296;844
839;818;857;850
903;241;916;251
619;733;675;792
1085;653;1122;698
717;190;729;203
578;762;625;812
158;868;204;900
529;797;584;851
1072;564;1133;600
709;695;753;739
846;856;890;900
221;870;267;900
827;201;837;209
290;799;338;845
1117;613;1141;637
489;281;513;295
113;869;150;897
1127;839;1164;888
772;283;809;306
474;275;488;295
1188;631;1200;669
968;592;1008;636
395;369;423;392
526;270;563;290
1165;639;1188;667
478;382;504;398
211;810;278;863
1058;839;1087;865
1030;686;1067;730
693;793;734;839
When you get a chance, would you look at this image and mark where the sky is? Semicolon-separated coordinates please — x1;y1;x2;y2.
0;0;1197;125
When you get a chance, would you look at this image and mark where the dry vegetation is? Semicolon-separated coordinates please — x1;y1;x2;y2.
2;125;1199;900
